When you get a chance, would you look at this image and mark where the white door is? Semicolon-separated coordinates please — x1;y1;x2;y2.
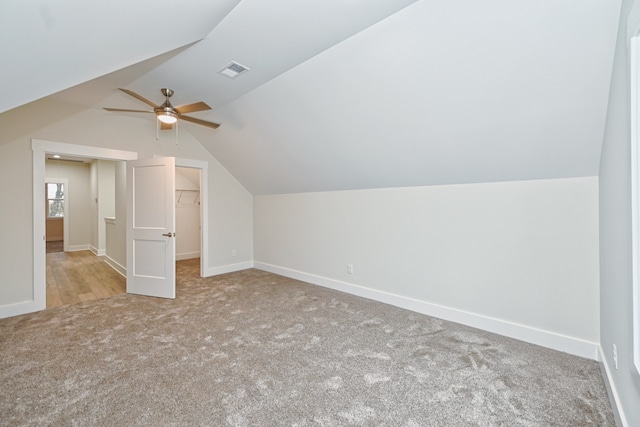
126;157;176;298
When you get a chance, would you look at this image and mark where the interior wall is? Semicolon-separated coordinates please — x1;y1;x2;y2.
599;0;640;424
105;161;127;274
0;97;253;312
97;160;116;255
254;177;600;347
0;140;34;303
45;159;91;250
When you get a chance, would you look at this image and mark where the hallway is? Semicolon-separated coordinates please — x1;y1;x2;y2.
46;250;125;308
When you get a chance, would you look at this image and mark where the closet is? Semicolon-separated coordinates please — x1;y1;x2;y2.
175;167;201;261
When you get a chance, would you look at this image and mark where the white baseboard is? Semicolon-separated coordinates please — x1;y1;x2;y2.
88;246;106;256
254;262;600;361
205;261;253;277
598;346;629;427
104;255;126;277
0;300;44;319
67;244;90;252
177;251;200;261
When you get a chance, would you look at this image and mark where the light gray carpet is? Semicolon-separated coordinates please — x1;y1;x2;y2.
0;260;614;426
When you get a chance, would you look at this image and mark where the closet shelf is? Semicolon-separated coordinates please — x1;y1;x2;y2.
176;189;200;205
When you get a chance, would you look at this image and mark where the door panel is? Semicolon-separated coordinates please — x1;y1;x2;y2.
126;157;176;299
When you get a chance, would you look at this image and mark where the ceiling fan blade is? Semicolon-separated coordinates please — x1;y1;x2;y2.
174;101;211;115
179;115;220;129
118;88;159;108
160;121;173;130
103;107;153;113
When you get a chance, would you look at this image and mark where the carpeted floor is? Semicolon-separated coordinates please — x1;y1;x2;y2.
0;260;614;426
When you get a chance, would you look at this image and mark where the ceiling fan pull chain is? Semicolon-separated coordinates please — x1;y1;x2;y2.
156;118;160;141
176;120;179;145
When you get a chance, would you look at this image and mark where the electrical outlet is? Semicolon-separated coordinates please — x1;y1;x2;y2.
347;264;354;275
613;344;618;370
231;249;237;257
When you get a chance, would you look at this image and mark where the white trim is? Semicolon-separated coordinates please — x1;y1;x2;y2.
33;140;138;161
104;255;126;277
254;262;600;360
599;346;630;427
176;252;201;261
0;300;41;319
629;0;640;44
205;261;254;277
67;244;91;252
630;35;640;379
32;147;46;313
29;139;138;317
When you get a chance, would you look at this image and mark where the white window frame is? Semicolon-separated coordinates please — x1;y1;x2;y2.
45;178;69;247
46;181;65;218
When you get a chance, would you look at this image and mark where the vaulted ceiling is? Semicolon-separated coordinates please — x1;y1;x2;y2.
1;0;622;194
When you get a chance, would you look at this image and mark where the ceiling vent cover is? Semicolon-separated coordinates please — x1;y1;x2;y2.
219;61;250;79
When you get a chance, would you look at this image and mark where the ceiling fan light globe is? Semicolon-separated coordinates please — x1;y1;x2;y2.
157;112;177;124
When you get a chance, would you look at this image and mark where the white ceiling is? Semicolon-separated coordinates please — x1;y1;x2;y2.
0;0;242;113
0;0;622;194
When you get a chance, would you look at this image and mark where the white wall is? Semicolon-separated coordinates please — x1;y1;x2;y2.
599;0;640;425
45;159;91;250
254;177;600;357
0;97;253;313
97;160;116;255
105;161;127;274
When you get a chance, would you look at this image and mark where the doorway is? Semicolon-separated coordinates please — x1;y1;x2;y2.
32;139;210;311
176;167;201;262
45;157;122;307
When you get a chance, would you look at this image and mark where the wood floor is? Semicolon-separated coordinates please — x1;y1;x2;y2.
46;250;126;308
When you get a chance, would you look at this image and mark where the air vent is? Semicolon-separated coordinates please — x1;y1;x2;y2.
219;61;250;79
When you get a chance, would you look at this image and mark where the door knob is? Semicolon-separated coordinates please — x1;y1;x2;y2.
162;232;175;237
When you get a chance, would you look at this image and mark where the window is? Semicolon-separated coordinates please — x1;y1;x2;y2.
46;182;64;218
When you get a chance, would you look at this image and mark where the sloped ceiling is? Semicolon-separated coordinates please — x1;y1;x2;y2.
0;0;622;195
0;0;242;113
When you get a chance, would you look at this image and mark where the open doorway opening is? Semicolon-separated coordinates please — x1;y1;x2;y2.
176;167;201;263
44;156;124;307
32;139;210;311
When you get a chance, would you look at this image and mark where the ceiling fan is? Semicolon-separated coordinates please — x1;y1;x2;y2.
104;88;220;130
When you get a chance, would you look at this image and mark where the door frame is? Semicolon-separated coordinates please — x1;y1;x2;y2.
31;139;210;313
32;139;138;312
